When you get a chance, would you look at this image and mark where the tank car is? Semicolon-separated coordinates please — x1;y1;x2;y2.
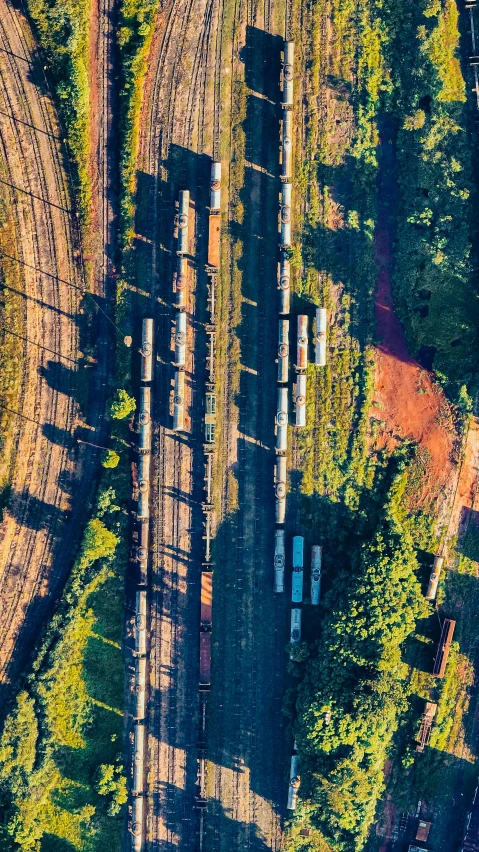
140;318;154;383
138;386;151;454
278;320;290;384
173;370;185;431
132;723;145;795
295;374;306;428
210;161;221;211
275;387;288;454
137;453;150;521
177;190;190;255
274;528;285;593
314;307;327;367
282;110;293;180
287;747;300;810
134;656;147;721
296;315;308;371
292;535;304;603
426;555;444;601
176;256;187;307
136;522;149;586
280;182;292;248
135;590;147;657
282;41;294;108
275;454;287;524
290;608;301;647
131;795;144;852
311;545;322;605
278;252;291;315
175;311;187;367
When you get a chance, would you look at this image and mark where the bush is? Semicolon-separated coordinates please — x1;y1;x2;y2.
101;449;120;469
109;388;136;420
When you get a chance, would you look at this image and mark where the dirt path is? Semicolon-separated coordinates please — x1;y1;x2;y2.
0;2;106;701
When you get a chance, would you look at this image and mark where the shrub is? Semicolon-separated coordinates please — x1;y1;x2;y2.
109;388;136;420
101;449;120;469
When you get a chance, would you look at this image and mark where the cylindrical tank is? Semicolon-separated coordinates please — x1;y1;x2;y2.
293;535;304;568
173;370;185;431
311;544;322;605
290;607;301;645
295;374;306;428
177;190;189;254
276;387;288;453
135;590;147;657
137;453;150;521
282;110;293;180
140;318;154;383
297;315;308;371
314;307;327;367
138;386;151;454
280;182;292;247
287;753;300;810
292;536;304;604
132;723;145;794
176;256;187;307
274;528;285;593
278;320;290;383
283;41;294;108
426;555;444;601
210;161;221;210
175;311;187;367
131;795;144;852
134;656;147;721
275;455;287;524
137;521;149;586
278;252;291;315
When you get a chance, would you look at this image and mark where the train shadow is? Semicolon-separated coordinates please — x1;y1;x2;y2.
6;490;68;532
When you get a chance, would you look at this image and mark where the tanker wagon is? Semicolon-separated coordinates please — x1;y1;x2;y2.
287;745;300;810
275;454;287;524
173;370;185;431
278;320;290;383
311;545;322;605
274;528;286;593
134;656;147;721
426;555;444;602
296;315;308;372
292;535;304;603
140;318;154;383
290;608;301;648
280;182;292;248
132;723;146;795
136;521;149;586
175;310;187;367
295;373;307;428
314;307;327;367
138;386;151;454
130;796;144;852
282;41;294;108
278;252;291;315
210;161;221;210
275;387;288;453
177;190;190;255
135;590;147;657
137;453;150;521
281;110;293;180
176;256;187;307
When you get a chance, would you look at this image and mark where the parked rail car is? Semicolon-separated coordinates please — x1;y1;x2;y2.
290;608;301;647
282;41;294;108
415;701;437;753
208;213;221;269
292;535;304;603
274;528;286;593
132;723;145;794
134;657;147;721
201;571;213;627
278;320;290;383
205;391;216;444
210;161;221;211
173;370;185;431
275;454;287;524
136;521;149;586
175;311;187;367
296;315;308;371
130;795;144;852
177;190;190;255
199;631;212;691
433;618;455;677
287;744;300;810
135;590;147;657
137;453;150;521
276;387;288;453
278;252;291;315
280;182;292;247
281;110;293;180
175;256;187;307
295;373;306;428
426;555;444;601
314;307;327;367
140;318;154;383
138;386;151;454
311;545;322;605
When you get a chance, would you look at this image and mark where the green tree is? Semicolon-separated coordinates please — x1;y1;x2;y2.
101;449;120;469
109;388;136;420
79;518;119;570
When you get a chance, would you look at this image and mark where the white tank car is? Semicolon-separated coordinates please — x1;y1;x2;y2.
134;656;147;721
275;454;287;524
137;521;149;586
426;555;444;601
282;110;293;180
274;528;286;593
140;318;154;383
137;453;150;521
280;182;292;247
176;256;187;307
177;190;190;255
290;608;301;647
210;161;221;211
175;311;187;367
132;723;145;794
314;307;327;367
131;795;144;852
292;535;304;603
287;751;300;810
282;41;294;108
311;545;322;605
278;320;290;383
135;590;147;657
276;387;288;453
296;315;308;371
278;252;291;315
138;386;151;454
173;370;185;431
295;373;306;427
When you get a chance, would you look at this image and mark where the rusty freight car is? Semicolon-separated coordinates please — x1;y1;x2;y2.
432;618;456;678
199;631;212;692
